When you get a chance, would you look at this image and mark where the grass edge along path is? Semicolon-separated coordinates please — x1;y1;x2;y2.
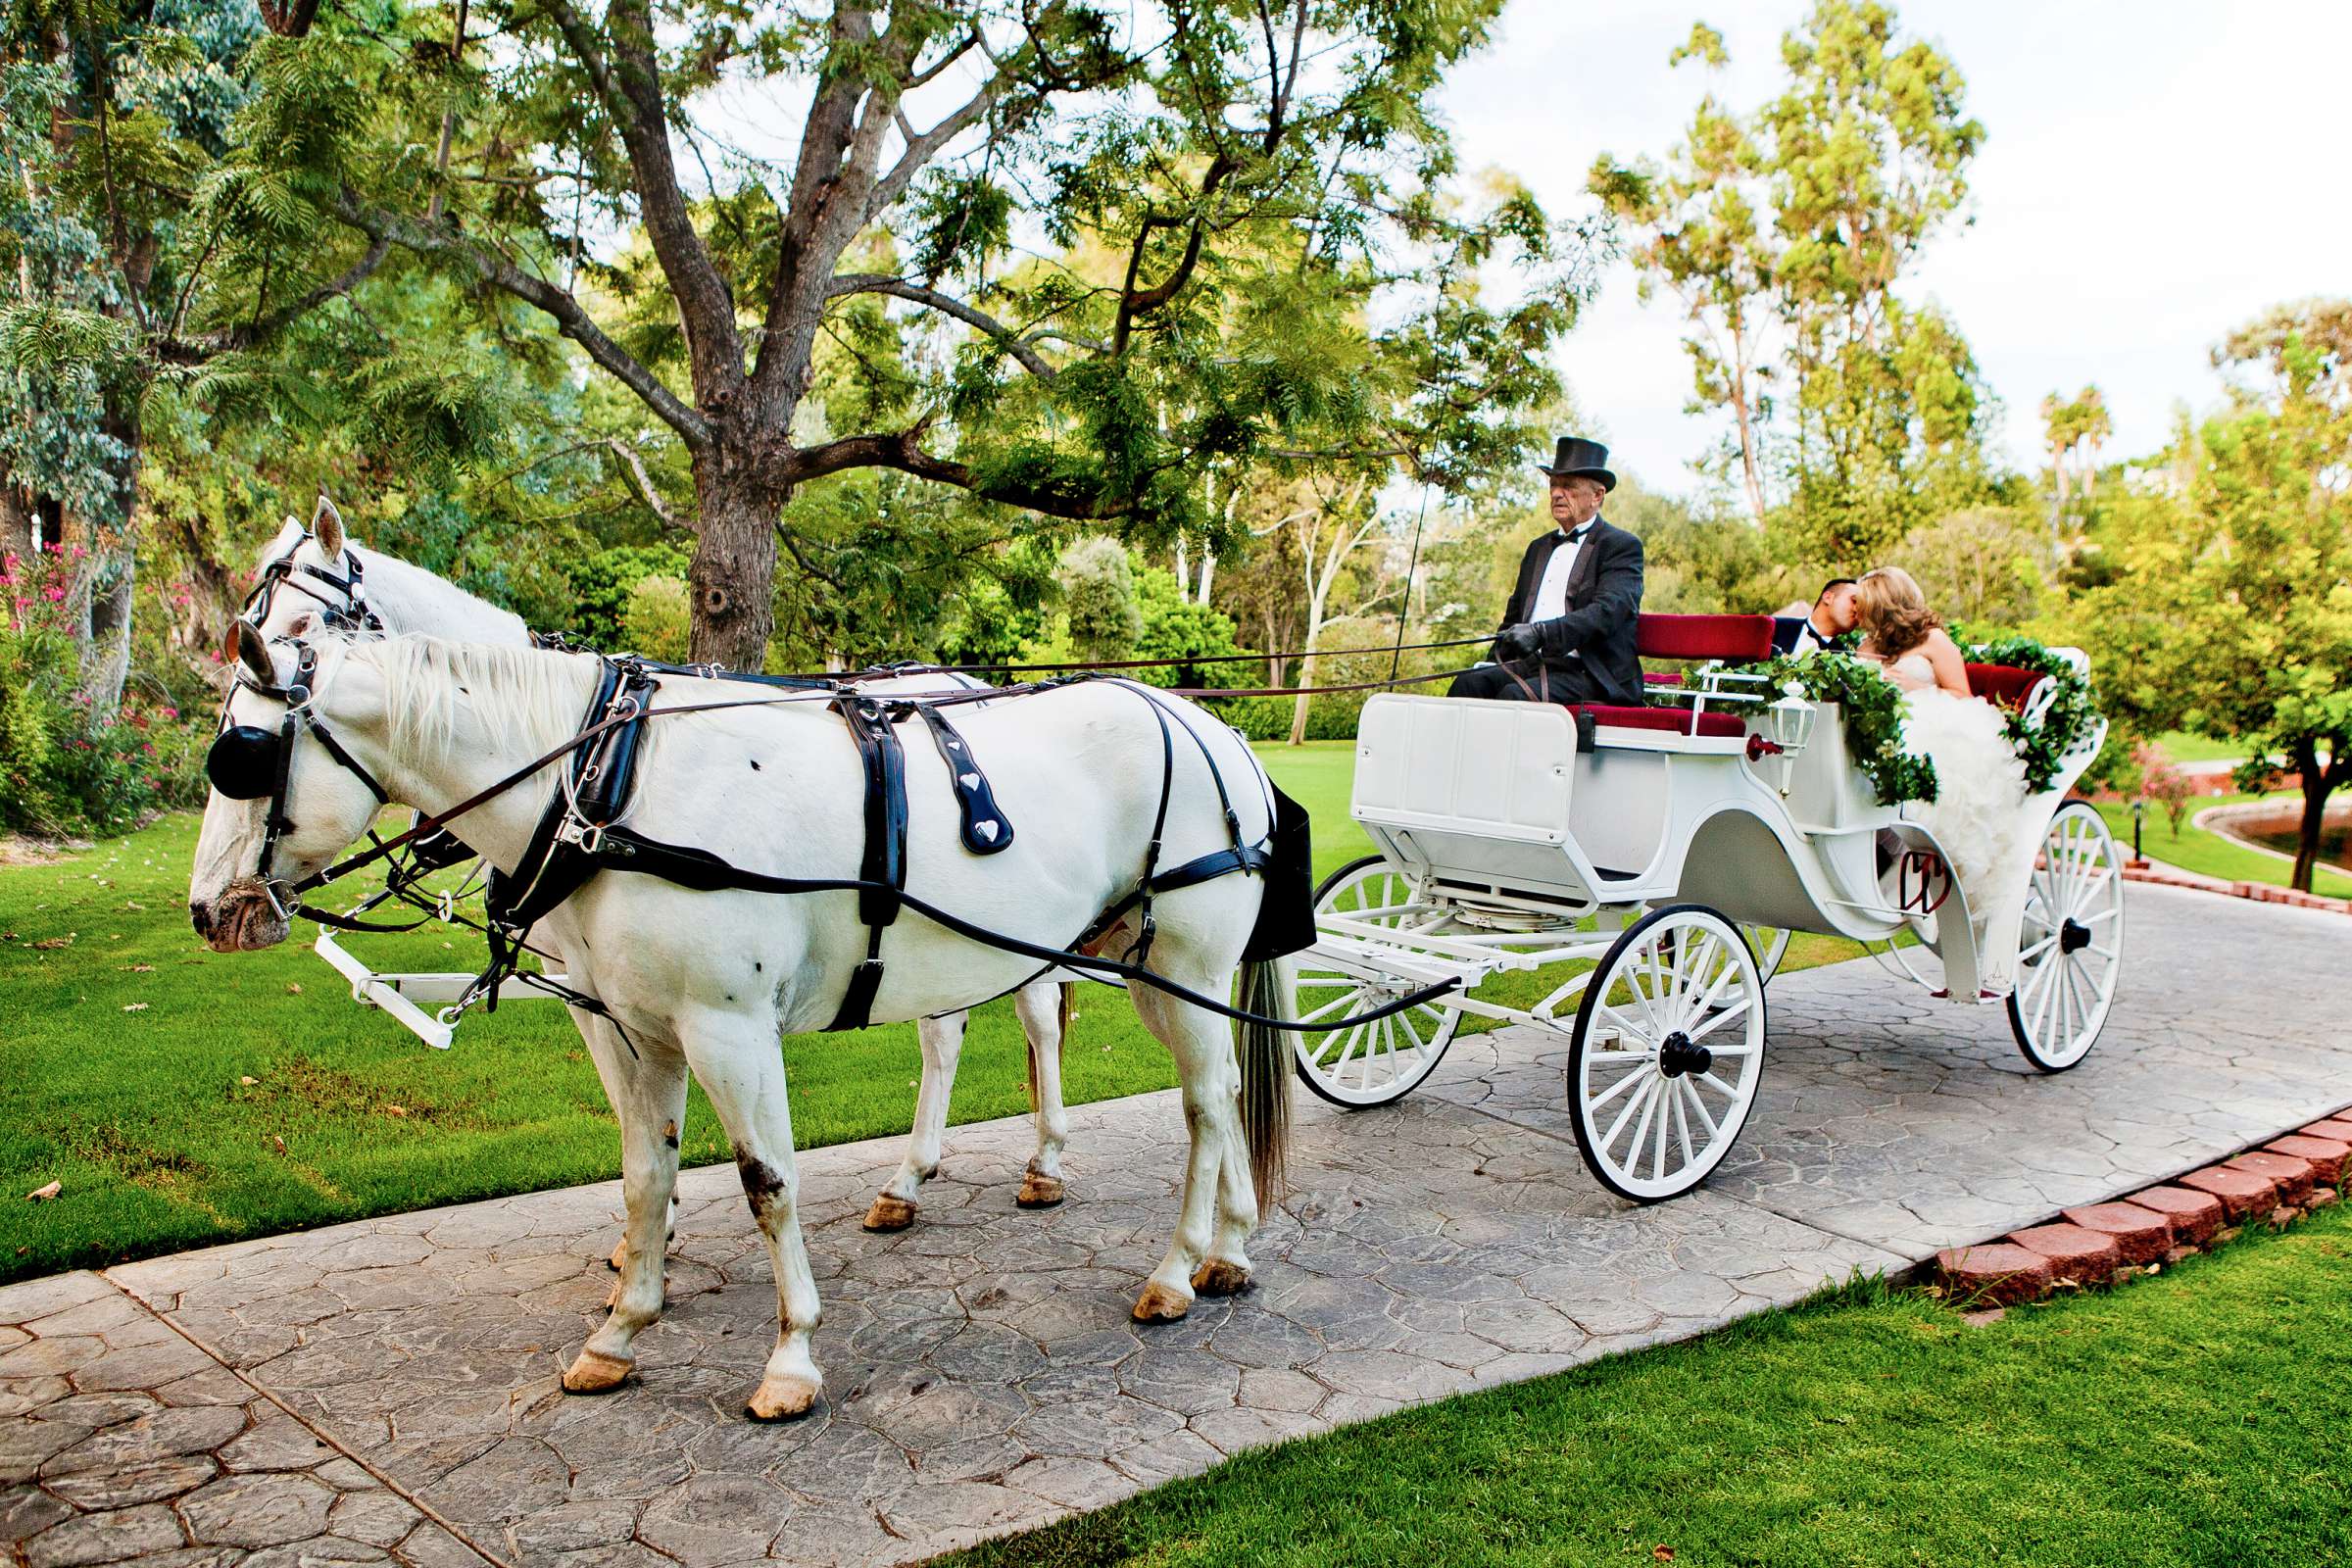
2093;791;2352;901
942;1196;2352;1568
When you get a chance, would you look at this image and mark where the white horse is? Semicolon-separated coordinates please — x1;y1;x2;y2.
234;511;1075;1238
189;626;1293;1421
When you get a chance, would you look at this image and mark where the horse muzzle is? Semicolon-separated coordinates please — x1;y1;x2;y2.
191;879;293;953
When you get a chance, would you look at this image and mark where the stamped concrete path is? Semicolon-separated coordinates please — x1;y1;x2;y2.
7;883;2348;1567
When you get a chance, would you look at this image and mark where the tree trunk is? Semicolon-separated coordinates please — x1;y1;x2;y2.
72;403;142;716
2289;739;2340;895
688;457;779;670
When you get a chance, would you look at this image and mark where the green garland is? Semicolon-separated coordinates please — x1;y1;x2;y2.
1755;654;1940;806
1965;633;2103;794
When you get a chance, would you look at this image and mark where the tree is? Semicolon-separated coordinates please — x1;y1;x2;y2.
1896;506;2043;626
1057;535;1139;662
2040;384;2111;535
1590;24;1778;520
1593;1;1995;556
2084;332;2351;892
227;0;1583;669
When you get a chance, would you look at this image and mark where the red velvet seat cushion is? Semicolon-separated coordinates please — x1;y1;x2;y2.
1570;703;1747;739
1964;662;2043;711
1636;612;1775;662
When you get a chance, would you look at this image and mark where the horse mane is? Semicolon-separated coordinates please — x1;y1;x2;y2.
349;634;600;765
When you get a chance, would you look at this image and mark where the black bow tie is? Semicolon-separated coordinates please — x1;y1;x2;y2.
1561;525;1591;543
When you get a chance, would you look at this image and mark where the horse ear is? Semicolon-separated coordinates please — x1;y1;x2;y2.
232;620;275;685
313;492;346;559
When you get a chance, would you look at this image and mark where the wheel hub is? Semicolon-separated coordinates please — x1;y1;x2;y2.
2058;917;2091;955
1657;1031;1713;1079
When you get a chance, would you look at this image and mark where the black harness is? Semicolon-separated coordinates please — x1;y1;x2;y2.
218;634;1415;1036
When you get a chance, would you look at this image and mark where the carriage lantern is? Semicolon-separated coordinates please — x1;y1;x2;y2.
1763;692;1817;794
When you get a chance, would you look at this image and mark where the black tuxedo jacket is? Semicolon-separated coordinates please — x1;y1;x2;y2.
1496;517;1645;707
1770;616;1856;656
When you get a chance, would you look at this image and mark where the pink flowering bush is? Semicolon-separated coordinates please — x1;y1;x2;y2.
1;543;212;834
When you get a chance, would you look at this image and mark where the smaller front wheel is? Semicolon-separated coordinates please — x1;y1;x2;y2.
2008;801;2126;1072
1568;905;1767;1202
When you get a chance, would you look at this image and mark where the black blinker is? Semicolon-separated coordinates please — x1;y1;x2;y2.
206;725;284;800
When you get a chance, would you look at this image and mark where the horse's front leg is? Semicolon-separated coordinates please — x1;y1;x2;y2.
864;1011;964;1231
564;1013;689;1395
682;1010;825;1422
1013;980;1072;1208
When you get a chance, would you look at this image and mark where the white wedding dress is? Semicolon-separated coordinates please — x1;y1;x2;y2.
1887;654;2036;996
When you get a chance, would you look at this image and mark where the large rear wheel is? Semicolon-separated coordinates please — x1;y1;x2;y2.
1292;856;1465;1107
2007;801;2126;1072
1567;904;1766;1202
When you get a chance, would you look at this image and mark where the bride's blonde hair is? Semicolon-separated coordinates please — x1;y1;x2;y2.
1856;565;1939;660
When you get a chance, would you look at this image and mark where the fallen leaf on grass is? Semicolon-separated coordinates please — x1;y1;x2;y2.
126;963;154;973
122;900;141;909
122;1003;149;1012
285;982;302;995
271;1136;287;1153
26;1181;61;1201
240;1076;259;1086
384;1104;408;1117
1654;1549;1676;1564
31;933;74;950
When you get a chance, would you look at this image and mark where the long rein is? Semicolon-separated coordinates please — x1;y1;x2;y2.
285;672;1462;1033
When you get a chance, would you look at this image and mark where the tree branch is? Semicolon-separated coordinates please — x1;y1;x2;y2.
332;190;712;449
544;0;742;402
603;439;689;530
824;273;1057;379
780;427;1132;520
864;73;1007;224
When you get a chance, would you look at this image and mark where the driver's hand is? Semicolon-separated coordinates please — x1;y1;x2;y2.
1495;623;1541;661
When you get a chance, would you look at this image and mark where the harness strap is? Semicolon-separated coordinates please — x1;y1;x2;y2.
911;704;1015;855
825;696;910;1032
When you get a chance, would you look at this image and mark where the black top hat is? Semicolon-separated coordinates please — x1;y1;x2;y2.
1538;436;1616;492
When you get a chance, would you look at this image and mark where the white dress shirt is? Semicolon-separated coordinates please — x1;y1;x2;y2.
1791;615;1836;656
1529;523;1592;623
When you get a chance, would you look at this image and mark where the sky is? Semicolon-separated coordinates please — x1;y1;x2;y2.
1437;0;2352;499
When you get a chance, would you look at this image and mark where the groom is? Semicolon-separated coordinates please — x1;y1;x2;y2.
1446;436;1644;707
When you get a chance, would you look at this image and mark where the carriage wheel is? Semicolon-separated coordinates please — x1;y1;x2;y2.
1567;904;1767;1202
1740;925;1791;984
1292;856;1464;1108
2007;801;2126;1072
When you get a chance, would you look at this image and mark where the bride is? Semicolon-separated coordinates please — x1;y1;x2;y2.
1852;566;2036;997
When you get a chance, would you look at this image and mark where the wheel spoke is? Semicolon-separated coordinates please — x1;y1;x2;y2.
1586;1063;1650;1113
1605;1075;1661;1158
1649;1076;1674;1179
1670;1078;1694;1170
1679;1077;1720;1140
1695;1069;1743;1101
1294;990;1361;1027
1687;999;1752;1043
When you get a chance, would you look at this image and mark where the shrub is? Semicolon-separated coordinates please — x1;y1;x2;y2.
564;543;692;649
2134;741;2194;838
622;573;694;662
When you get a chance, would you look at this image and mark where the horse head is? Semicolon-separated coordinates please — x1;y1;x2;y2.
188;621;391;953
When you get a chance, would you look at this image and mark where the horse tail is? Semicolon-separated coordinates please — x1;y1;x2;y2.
1235;955;1293;1217
1057;981;1075;1062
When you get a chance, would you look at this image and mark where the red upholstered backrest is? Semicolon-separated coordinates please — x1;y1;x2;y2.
1637;612;1775;662
1965;662;2044;711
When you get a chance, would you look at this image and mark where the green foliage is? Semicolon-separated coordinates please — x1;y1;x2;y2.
1895;507;2046;626
564;544;693;650
1125;564;1244;689
1965;632;2103;795
1593;0;1998;554
1058;536;1141;662
1758;652;1938;805
2079;339;2352;889
622;574;692;662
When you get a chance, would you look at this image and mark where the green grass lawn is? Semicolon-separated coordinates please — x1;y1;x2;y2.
945;1199;2352;1568
0;741;1871;1284
2094;791;2352;900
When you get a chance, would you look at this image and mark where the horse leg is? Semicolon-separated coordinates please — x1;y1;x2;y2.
865;1011;963;1231
682;1016;824;1422
1124;982;1248;1322
564;1018;689;1395
1013;981;1071;1208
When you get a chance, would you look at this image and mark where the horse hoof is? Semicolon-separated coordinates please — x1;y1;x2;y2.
1190;1258;1251;1297
1015;1173;1066;1208
745;1373;821;1422
862;1194;918;1232
1133;1281;1193;1322
563;1348;633;1394
605;1239;626;1272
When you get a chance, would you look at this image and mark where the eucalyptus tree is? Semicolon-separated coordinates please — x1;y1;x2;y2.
1592;1;1995;559
242;0;1581;667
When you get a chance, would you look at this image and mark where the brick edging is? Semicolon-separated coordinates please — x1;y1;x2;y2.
1932;1112;2352;1308
2121;861;2351;917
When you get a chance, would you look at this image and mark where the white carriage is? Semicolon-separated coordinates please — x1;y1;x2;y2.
1290;614;2124;1202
